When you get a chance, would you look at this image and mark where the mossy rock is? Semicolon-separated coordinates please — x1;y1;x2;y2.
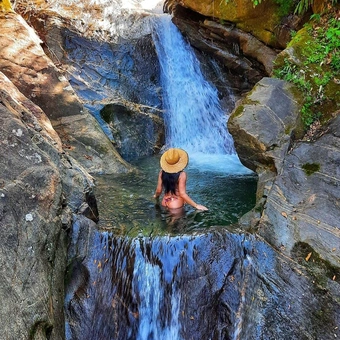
179;0;295;47
273;21;340;126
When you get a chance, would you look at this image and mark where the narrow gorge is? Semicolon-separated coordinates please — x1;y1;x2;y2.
0;0;339;339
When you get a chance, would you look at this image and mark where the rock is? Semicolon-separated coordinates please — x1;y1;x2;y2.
201;20;278;76
100;102;164;161
25;10;164;162
259;114;340;267
228;77;304;175
228;76;340;268
172;15;266;85
65;230;340;339
0;11;131;174
167;0;304;49
274;25;340;124
0;70;97;339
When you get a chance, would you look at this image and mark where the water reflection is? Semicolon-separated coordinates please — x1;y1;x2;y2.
94;155;257;236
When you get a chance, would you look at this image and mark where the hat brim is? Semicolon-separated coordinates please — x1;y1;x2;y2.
160;148;189;173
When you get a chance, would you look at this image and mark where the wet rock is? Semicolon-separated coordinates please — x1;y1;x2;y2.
26;10;164;162
170;7;267;90
57;30;164;161
65;230;340;339
101;102;164;161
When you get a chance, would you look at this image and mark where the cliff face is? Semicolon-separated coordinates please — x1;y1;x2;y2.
0;9;125;339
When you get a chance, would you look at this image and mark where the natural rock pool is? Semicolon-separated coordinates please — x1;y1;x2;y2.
94;154;257;236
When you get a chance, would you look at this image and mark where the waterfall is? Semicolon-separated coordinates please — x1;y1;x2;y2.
151;15;252;173
151;15;236;156
133;243;182;340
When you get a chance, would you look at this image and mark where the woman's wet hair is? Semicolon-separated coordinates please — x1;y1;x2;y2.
161;171;181;195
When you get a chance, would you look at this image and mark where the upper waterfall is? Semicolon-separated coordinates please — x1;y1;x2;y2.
151;15;236;155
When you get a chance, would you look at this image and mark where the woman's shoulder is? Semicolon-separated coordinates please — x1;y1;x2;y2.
179;171;187;179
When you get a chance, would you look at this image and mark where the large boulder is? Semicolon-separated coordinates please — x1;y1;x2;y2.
228;77;340;268
21;8;165;162
259;114;340;266
228;77;304;199
0;11;131;174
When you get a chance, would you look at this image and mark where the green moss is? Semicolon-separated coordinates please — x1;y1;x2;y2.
302;162;320;175
232;105;244;118
273;9;340;129
291;242;340;287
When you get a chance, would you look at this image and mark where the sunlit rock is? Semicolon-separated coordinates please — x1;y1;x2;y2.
228;77;340;269
0;11;131;174
166;0;302;48
0;71;97;339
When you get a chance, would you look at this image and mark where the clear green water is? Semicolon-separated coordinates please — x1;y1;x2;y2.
94;155;257;236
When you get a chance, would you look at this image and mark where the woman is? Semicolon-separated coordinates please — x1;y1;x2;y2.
153;148;208;211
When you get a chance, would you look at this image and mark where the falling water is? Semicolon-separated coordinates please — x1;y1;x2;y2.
65;230;258;340
133;244;182;340
151;15;236;156
63;3;256;340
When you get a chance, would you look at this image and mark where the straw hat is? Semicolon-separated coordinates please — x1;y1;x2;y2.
160;148;188;173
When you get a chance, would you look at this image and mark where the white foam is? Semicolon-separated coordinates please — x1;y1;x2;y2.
188;153;254;175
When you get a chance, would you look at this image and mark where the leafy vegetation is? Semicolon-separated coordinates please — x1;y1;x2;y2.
246;0;339;15
295;0;339;15
273;9;340;128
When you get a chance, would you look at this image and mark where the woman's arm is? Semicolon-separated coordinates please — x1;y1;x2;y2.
178;172;208;210
153;170;163;198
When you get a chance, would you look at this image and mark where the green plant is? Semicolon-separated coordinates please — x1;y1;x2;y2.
290;30;297;39
294;0;313;15
273;59;316;126
294;0;339;14
274;11;340;129
225;0;339;16
310;13;321;22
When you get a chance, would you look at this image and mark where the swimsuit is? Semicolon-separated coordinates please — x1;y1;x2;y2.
162;195;179;207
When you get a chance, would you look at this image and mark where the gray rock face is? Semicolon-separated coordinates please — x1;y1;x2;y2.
228;77;304;200
65;230;340;339
228;77;340;269
0;70;97;339
57;29;165;161
259;115;340;266
100;103;164;161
